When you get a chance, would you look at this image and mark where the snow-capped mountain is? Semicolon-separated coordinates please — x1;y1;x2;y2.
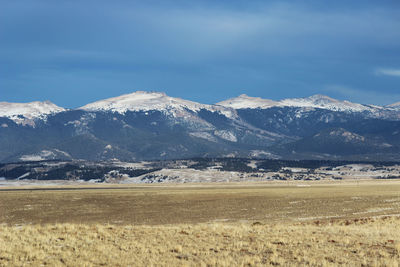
280;95;377;112
1;91;399;162
81;91;236;119
81;91;205;113
218;94;376;113
0;101;65;126
387;102;400;109
217;94;279;109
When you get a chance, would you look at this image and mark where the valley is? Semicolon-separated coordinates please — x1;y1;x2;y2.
1;158;399;185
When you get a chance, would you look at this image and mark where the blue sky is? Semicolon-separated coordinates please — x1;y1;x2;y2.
1;0;400;108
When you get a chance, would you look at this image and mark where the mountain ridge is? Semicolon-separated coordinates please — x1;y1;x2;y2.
218;94;379;113
2;91;399;121
1;91;399;162
0;100;66;126
387;102;400;108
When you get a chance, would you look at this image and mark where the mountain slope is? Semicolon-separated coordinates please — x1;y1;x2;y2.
275;127;396;154
217;94;279;109
218;94;377;113
0;101;65;126
387;102;400;109
81;91;237;119
0;91;399;162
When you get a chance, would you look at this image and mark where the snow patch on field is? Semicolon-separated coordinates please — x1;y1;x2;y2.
122;168;271;184
19;149;71;161
0;179;88;187
250;150;280;159
247;161;257;169
17;172;31;179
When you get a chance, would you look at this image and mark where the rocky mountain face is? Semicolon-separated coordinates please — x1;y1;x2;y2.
1;91;399;162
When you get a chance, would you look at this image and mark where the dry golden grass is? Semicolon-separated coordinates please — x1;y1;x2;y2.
1;217;400;266
1;180;400;266
1;180;400;225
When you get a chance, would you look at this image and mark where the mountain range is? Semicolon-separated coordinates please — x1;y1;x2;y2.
1;91;399;162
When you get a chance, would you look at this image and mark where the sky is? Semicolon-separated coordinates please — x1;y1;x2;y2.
1;0;400;108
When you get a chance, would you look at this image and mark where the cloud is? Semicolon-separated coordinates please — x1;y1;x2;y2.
375;68;400;77
1;0;400;107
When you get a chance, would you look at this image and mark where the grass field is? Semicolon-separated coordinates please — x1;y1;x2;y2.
1;180;400;266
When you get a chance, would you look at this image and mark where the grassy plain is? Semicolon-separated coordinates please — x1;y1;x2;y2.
1;180;400;266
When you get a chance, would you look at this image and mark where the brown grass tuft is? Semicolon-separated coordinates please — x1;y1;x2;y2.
1;217;400;266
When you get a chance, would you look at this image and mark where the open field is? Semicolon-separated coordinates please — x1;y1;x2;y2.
2;180;400;225
1;180;400;265
1;217;400;266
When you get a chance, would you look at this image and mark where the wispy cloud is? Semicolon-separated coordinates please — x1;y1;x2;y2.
375;68;400;77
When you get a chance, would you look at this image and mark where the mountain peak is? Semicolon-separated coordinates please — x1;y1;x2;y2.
124;91;167;97
308;94;337;102
387;101;400;108
0;100;65;114
283;94;339;105
216;94;278;109
0;100;65;125
217;93;376;112
281;95;372;112
80;90;206;113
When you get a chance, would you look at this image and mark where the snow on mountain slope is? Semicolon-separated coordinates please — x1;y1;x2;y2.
218;94;377;112
80;91;237;118
280;95;375;112
81;91;201;112
0;101;65;126
387;102;400;109
216;94;279;109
